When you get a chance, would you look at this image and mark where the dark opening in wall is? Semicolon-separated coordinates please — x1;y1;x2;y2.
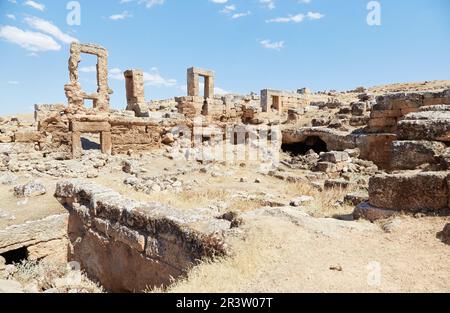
81;133;101;151
1;246;28;265
282;136;328;156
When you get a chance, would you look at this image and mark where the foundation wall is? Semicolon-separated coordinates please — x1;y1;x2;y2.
55;180;231;292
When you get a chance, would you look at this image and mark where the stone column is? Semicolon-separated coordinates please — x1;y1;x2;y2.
72;132;82;158
204;75;214;99
96;53;110;111
187;68;199;97
101;131;112;155
124;70;145;111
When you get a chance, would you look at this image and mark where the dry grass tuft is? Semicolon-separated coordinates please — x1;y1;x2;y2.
10;260;103;293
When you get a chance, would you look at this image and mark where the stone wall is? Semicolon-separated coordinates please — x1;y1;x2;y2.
261;89;309;114
368;171;450;213
54;180;232;292
368;89;450;133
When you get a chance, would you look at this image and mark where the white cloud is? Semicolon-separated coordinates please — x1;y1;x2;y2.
231;11;251;19
120;0;165;8
109;67;177;88
260;39;284;51
266;12;324;23
0;25;61;52
8;81;20;85
24;0;45;11
214;86;230;95
6;14;16;20
220;5;236;14
298;0;311;3
307;11;324;20
210;0;228;3
260;0;275;10
178;84;231;95
79;66;97;73
219;4;249;20
24;16;78;44
143;70;177;87
109;68;124;80
109;11;133;20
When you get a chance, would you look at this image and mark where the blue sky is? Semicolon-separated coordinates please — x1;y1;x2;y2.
0;0;449;115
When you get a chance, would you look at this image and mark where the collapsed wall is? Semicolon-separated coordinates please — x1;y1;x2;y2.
54;180;232;292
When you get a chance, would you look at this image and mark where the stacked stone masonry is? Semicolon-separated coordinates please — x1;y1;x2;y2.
54;180;231;292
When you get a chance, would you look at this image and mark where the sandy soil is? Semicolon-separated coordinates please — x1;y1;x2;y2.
169;214;450;293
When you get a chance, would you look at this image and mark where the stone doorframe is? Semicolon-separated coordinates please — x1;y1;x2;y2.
70;121;112;158
64;43;113;112
187;67;215;99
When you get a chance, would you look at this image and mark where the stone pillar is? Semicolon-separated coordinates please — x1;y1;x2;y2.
96;53;110;111
72;132;82;158
187;67;199;97
124;70;145;111
100;132;112;155
261;89;269;112
68;43;81;85
204;76;214;99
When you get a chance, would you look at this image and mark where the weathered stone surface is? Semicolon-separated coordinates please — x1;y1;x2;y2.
319;151;350;163
440;223;450;245
315;162;338;174
357;134;397;170
13;181;46;198
397;111;450;142
64;42;113;112
55;180;231;292
369;172;449;211
344;192;369;206
324;179;351;190
290;196;314;207
353;202;397;222
351;102;367;116
122;160;140;175
70;121;110;133
187;67;214;99
0;214;68;254
14;131;42;143
390;140;448;170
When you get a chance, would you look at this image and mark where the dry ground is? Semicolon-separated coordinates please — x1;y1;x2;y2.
168;215;450;293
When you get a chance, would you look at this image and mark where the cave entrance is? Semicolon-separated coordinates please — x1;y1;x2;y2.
282;136;328;156
1;246;29;265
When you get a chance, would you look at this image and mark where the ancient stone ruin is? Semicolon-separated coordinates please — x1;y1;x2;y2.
64;43;113;112
0;42;449;293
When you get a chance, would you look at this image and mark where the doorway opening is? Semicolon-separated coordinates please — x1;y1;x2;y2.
282;136;328;156
1;246;28;265
81;133;101;151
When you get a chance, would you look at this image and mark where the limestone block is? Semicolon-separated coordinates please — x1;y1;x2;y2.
71;121;110;133
397;111;450;142
14;181;46;198
319;151;350;163
390;140;447;170
14;131;42;143
369;172;449;211
353;202;397;222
